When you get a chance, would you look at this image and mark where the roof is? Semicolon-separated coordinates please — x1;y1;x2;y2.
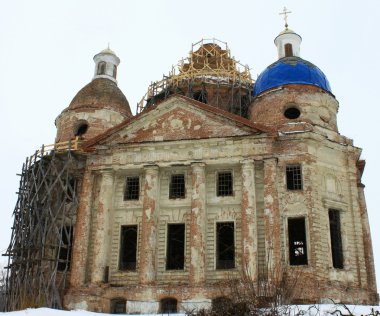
253;56;333;97
83;94;272;150
65;78;132;117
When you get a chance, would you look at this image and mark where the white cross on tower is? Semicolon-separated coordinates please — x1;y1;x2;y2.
279;6;292;29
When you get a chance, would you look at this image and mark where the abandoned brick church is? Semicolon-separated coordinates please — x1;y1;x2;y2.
4;23;378;313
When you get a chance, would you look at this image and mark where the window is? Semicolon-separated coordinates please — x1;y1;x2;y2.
193;90;208;104
284;107;300;119
288;218;308;265
112;64;117;78
119;225;138;270
110;299;126;314
74;122;88;136
97;61;106;75
217;171;233;196
216;222;235;269
160;298;177;313
57;225;73;271
124;176;140;200
286;165;302;190
166;224;185;270
285;43;293;57
329;209;344;269
169;174;185;199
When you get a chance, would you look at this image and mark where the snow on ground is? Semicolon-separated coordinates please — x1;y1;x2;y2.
1;305;379;316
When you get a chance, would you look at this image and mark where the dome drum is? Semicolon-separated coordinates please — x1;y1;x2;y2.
249;84;338;131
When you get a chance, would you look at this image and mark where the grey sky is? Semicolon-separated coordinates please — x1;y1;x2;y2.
1;0;379;292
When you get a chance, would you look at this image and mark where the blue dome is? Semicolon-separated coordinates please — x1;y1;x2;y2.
253;57;332;97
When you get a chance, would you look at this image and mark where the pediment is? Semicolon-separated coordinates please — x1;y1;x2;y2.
85;95;264;147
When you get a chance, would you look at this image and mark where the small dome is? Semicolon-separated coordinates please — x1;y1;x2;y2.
253;56;332;97
68;78;132;117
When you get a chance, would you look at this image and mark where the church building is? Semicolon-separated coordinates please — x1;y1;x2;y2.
4;18;378;314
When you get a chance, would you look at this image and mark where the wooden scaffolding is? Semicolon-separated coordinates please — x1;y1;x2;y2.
137;39;254;117
3;139;85;311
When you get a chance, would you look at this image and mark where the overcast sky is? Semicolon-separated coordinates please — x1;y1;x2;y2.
1;0;379;292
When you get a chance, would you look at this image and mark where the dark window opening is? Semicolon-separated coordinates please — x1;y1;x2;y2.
286;165;303;190
123;176;140;200
74;123;88;137
284;107;300;119
166;224;185;270
110;299;126;314
160;298;178;313
216;222;235;269
169;174;185;199
288;218;308;265
193;90;208;104
57;225;73;271
285;43;293;57
329;209;344;269
119;225;138;270
112;64;117;78
97;61;106;75
217;171;233;196
66;178;76;202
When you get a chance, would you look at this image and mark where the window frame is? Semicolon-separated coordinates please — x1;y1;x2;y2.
166;223;186;270
123;176;140;201
110;298;126;314
329;209;344;269
169;173;186;199
216;170;234;197
160;298;178;313
57;225;74;272
215;221;235;270
287;217;308;266
286;164;303;190
119;225;138;271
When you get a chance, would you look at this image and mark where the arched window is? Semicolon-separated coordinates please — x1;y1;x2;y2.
97;61;106;75
285;43;293;57
112;64;117;78
193;90;208;104
160;298;177;313
74;121;89;137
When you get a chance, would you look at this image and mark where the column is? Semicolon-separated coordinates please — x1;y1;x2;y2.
263;158;281;275
189;163;206;284
91;170;114;283
139;165;159;284
70;168;93;287
240;159;257;281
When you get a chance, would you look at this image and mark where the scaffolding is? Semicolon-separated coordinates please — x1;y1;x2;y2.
137;39;254;117
3;138;85;311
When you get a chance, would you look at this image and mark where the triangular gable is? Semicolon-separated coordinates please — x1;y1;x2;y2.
84;95;268;149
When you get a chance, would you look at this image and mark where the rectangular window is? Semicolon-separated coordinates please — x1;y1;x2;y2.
286;165;303;190
217;171;233;196
288;218;308;265
123;176;140;200
166;224;185;270
119;225;138;270
329;209;344;269
169;174;185;199
57;225;73;271
216;222;235;269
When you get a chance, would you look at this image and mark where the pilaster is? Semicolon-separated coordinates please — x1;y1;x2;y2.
240;159;257;280
139;165;159;284
91;170;114;283
189;163;206;284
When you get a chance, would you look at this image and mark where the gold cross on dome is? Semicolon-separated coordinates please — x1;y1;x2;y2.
279;6;292;29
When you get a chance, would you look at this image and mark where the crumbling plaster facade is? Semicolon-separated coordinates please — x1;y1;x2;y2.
15;29;374;314
61;93;378;313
